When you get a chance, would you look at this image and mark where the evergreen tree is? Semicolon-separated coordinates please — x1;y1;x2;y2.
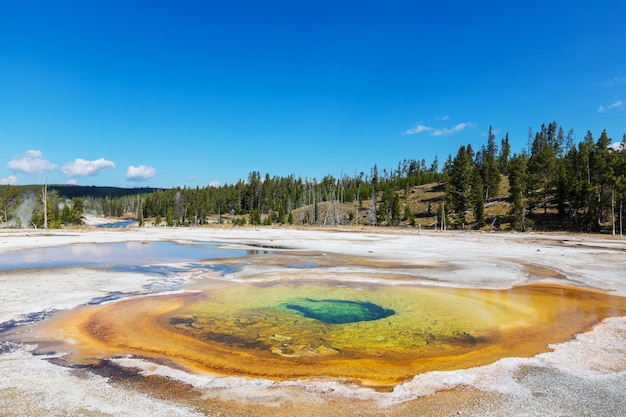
61;204;72;225
32;189;61;229
576;131;596;229
166;208;174;227
442;154;454;177
509;153;528;230
403;198;412;220
482;126;500;200
556;125;566;158
564;129;576;154
447;145;473;226
249;209;262;225
371;164;379;186
70;197;84;225
555;155;569;220
0;185;21;225
430;155;439;173
499;133;511;175
546;121;559;155
529;130;556;215
590;130;615;231
404;203;413;225
472;169;485;228
391;193;401;226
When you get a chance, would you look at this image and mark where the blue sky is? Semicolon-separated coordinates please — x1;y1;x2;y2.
2;1;625;188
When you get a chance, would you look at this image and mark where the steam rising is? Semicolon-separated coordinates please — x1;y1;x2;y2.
14;194;37;228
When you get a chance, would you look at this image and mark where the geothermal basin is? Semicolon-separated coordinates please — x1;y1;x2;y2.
1;228;625;416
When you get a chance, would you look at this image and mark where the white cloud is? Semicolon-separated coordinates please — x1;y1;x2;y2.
600;75;626;87
66;179;78;185
61;158;115;177
126;165;156;181
404;118;475;137
1;175;18;185
432;122;475;136
208;180;221;187
608;100;622;109
7;150;58;174
598;100;622;112
403;124;433;135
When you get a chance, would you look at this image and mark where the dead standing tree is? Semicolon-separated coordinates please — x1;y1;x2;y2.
42;178;48;230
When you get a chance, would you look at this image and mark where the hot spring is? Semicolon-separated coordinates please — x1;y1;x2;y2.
13;274;626;389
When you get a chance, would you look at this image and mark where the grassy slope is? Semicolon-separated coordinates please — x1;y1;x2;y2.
286;178;512;230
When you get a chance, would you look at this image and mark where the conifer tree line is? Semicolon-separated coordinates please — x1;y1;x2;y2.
1;122;625;233
446;122;626;233
134;121;626;233
138;163;444;227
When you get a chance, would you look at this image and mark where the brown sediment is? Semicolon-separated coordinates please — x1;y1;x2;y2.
11;280;626;390
101;366;507;417
524;263;567;279
221;250;445;270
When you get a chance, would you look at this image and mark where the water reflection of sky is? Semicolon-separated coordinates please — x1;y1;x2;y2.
287;262;318;269
107;263;240;276
94;218;138;228
0;242;247;270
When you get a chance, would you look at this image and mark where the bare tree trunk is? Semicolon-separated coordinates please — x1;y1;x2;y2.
335;190;340;225
317;189;322;225
543;181;548;216
619;201;624;236
612;187;615;236
42;178;48;230
356;185;360;226
442;200;446;231
311;187;315;225
370;189;377;226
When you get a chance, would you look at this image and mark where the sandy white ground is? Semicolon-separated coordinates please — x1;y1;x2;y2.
0;227;625;416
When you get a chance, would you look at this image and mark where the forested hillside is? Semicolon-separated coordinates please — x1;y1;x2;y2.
2;122;625;234
447;124;626;234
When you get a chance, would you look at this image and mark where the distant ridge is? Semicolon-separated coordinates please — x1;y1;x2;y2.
0;184;163;199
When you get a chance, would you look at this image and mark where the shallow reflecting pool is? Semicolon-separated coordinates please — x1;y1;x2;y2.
21;279;626;389
0;241;246;270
